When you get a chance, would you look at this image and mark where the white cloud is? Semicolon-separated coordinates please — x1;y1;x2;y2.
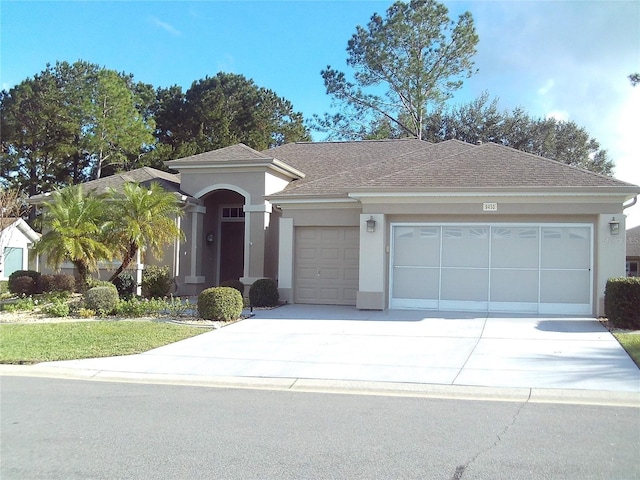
150;16;181;37
545;110;569;122
537;79;555;96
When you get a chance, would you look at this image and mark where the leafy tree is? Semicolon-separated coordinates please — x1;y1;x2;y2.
1;61;156;199
84;69;155;179
630;73;640;87
104;182;183;282
0;66;79;198
35;186;112;286
152;73;310;160
421;92;614;175
316;0;478;140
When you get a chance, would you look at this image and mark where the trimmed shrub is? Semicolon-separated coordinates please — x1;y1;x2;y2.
220;279;245;296
41;274;76;294
198;287;243;321
142;265;173;298
249;278;279;307
0;280;7;294
8;270;41;294
84;285;119;315
605;277;640;330
11;276;36;296
113;272;136;297
40;274;55;293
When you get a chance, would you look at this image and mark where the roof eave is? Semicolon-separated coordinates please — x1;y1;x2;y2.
165;158;305;180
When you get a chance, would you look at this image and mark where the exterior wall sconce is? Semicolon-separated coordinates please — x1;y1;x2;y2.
609;218;620;235
366;216;376;233
206;232;215;245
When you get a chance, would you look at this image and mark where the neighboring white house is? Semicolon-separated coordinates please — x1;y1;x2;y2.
0;218;40;281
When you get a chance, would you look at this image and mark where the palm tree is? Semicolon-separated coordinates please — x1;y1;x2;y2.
35;186;113;286
106;182;184;282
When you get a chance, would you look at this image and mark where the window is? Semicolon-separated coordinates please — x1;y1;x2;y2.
221;206;245;220
627;261;639;277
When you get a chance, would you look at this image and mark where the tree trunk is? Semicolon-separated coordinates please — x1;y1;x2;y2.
108;242;138;282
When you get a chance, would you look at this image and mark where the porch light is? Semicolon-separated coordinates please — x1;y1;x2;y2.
609;218;620;235
366;216;376;233
206;232;215;245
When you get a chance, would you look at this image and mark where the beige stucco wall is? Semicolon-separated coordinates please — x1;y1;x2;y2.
595;213;627;315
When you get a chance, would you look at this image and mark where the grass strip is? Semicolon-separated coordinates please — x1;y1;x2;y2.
614;333;640;368
0;321;207;364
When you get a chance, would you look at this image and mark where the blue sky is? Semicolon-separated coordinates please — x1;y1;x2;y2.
2;0;640;225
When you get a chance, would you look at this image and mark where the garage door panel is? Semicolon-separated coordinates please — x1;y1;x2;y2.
540;270;591;304
295;226;359;305
491;227;539;268
491;270;539;302
344;267;359;280
394;227;440;267
392;268;439;299
321;248;339;260
541;227;590;269
441;269;489;302
319;268;339;280
442;227;489;268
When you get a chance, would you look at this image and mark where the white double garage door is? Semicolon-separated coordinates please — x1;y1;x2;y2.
294;223;593;315
391;223;593;315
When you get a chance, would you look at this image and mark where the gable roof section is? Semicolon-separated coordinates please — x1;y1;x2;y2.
266;140;638;199
270;139;473;197
266;138;438;196
0;217;40;243
365;142;633;189
627;225;640;258
29;167;184;204
165;143;305;179
166;143;273;165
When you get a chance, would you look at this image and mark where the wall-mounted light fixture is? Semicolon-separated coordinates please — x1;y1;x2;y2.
609;217;620;235
366;216;376;233
206;232;215;245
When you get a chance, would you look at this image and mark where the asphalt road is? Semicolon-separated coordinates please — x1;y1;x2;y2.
1;376;638;480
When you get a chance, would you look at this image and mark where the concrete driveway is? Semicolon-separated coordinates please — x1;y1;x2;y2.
36;305;640;393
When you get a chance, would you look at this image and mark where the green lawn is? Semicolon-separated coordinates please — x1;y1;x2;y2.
0;321;207;364
614;333;640;368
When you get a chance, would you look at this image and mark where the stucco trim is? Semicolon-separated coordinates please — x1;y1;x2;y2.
193;184;252;204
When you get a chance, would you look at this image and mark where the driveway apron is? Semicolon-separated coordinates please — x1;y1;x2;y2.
43;305;640;392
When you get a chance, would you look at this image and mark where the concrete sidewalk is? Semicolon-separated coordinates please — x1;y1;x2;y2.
3;305;639;403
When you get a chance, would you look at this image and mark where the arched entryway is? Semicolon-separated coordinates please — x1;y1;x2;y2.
202;189;247;286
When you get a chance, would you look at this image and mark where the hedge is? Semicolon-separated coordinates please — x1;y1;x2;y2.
604;277;640;330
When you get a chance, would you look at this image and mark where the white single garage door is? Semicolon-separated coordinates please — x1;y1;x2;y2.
390;223;592;315
295;227;359;305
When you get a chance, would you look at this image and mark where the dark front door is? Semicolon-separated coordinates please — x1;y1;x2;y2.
219;222;244;282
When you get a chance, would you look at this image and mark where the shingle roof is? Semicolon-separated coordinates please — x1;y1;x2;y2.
166;143;272;166
265;139;636;198
29;167;183;203
0;217;19;229
627;225;640;257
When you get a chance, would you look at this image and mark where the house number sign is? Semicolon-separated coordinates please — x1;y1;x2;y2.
483;202;498;212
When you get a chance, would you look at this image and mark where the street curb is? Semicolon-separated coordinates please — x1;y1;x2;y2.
2;364;638;408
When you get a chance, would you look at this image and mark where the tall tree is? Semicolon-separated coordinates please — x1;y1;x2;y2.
104;182;183;282
0;66;79;198
84;69;155;179
1;61;156;199
152;73;310;160
316;0;478;140
421;92;614;175
35;186;112;286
